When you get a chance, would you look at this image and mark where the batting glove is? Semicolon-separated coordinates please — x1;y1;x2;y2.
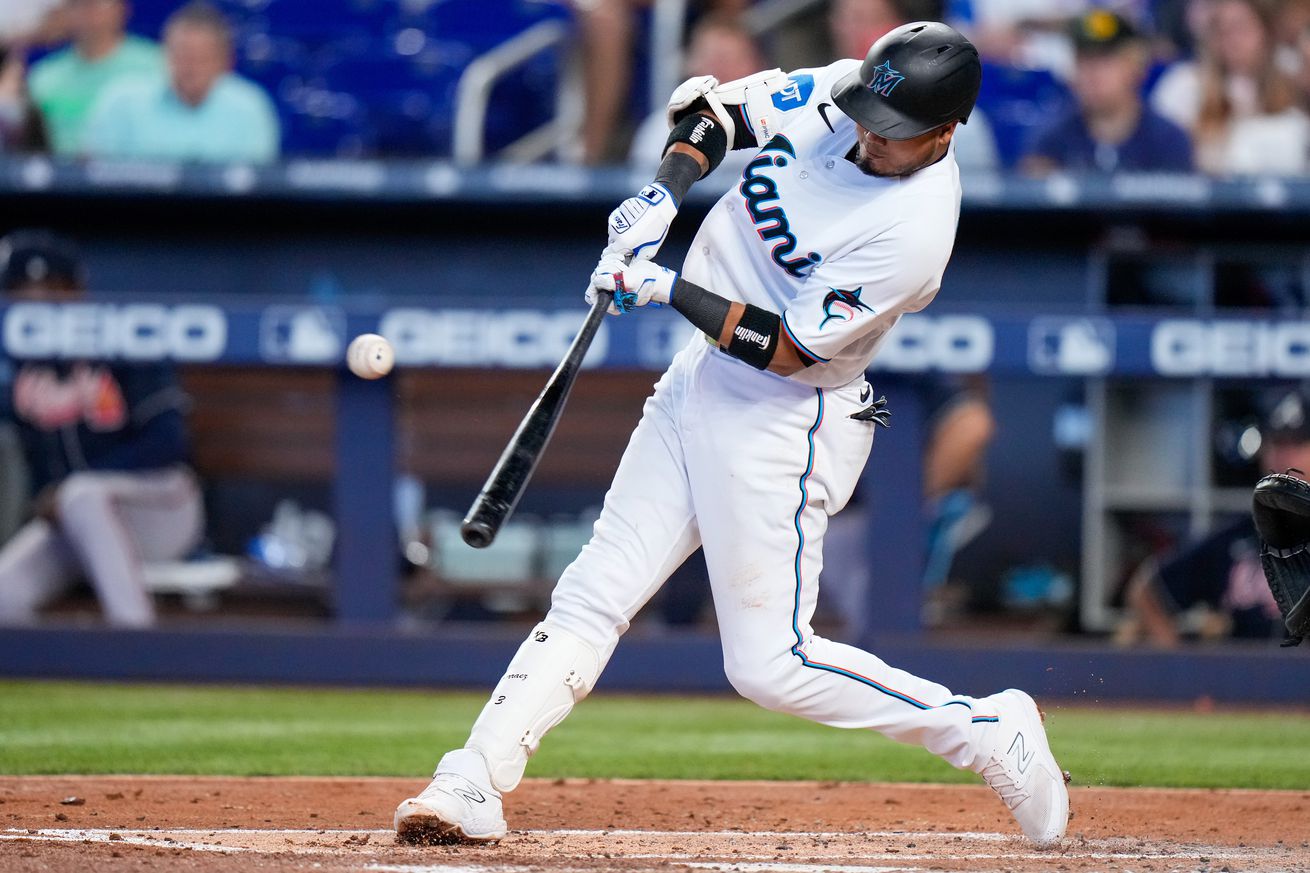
587;257;677;316
606;183;677;262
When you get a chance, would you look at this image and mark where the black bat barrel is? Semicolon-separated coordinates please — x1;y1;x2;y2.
460;292;610;548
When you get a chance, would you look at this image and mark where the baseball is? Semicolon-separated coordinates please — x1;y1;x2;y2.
346;333;394;379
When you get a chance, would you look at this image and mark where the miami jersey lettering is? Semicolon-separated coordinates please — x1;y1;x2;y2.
679;57;964;388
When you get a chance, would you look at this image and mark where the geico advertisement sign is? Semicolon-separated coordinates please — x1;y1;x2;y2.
871;314;994;372
2;303;227;361
380;308;608;367
1152;320;1310;376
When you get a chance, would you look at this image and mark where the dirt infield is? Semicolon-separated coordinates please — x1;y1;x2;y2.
2;776;1306;872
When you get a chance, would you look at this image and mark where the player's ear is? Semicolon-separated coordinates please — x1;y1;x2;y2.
937;121;959;147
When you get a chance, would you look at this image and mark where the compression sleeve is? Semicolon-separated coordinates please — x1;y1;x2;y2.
670;277;792;370
669;277;731;336
653;151;704;204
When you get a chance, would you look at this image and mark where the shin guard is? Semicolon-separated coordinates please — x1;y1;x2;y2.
466;622;601;792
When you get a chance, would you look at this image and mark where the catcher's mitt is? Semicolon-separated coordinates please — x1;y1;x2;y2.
1251;471;1310;647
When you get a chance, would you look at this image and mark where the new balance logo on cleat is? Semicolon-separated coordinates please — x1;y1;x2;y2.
453;787;486;805
1009;732;1035;774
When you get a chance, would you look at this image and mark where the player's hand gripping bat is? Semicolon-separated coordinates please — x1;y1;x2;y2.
460;290;612;548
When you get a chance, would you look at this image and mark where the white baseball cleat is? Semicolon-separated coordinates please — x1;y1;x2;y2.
973;689;1070;848
394;748;507;845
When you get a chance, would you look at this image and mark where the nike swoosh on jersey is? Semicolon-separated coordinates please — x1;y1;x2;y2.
817;102;837;133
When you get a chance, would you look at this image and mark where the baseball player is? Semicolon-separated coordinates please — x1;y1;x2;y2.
397;22;1069;847
0;230;203;627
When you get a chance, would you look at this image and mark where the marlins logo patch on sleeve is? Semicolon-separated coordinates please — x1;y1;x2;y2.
820;287;873;329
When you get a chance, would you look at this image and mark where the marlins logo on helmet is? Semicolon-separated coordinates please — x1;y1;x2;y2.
867;61;905;97
820;287;872;328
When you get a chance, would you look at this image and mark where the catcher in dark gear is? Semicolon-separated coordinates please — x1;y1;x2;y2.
1251;390;1310;646
1123;388;1310;646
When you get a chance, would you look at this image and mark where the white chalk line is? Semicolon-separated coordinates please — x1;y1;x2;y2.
365;865;917;873
0;826;1266;866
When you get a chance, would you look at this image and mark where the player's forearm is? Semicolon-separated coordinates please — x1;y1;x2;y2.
652;148;705;204
670;277;811;376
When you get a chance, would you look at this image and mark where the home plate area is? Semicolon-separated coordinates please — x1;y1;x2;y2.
2;776;1305;872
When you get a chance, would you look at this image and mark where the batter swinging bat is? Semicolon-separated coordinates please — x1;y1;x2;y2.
460;291;612;548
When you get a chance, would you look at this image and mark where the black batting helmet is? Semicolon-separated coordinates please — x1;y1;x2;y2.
831;21;982;141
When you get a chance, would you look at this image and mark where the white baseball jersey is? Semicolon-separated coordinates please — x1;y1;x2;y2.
680;58;963;389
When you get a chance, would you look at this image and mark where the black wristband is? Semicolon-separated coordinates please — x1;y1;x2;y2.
664;112;728;178
670;278;782;371
670;276;731;338
725;304;780;370
652;151;702;204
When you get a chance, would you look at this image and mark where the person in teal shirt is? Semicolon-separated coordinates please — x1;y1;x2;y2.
28;0;164;155
82;1;280;164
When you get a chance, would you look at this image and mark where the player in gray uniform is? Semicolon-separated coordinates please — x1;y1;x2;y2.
397;23;1070;848
0;230;203;627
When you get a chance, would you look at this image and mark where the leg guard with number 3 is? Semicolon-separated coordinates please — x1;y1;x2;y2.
465;622;602;792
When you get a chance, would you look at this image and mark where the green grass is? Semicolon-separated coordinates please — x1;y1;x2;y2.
1;680;1308;789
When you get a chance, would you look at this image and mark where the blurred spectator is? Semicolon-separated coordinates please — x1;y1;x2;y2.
28;0;164;156
1274;0;1310;74
1150;0;1307;175
830;0;939;60
821;375;997;635
628;13;765;183
1021;9;1192;175
0;44;48;152
1118;387;1310;647
576;0;816;164
0;230;203;628
1295;21;1310;111
0;0;64;45
952;0;1092;75
572;0;631;165
82;1;279;163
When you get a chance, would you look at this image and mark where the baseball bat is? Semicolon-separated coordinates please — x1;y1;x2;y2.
460;291;611;548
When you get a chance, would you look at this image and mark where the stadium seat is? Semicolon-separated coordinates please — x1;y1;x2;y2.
124;0;573;158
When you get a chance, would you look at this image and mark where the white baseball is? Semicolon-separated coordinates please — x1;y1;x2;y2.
347;333;394;379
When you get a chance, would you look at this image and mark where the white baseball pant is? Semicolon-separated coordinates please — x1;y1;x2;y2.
0;466;204;627
535;339;994;772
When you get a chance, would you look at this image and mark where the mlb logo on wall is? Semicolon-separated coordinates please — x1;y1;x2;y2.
260;306;345;364
1028;317;1115;375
